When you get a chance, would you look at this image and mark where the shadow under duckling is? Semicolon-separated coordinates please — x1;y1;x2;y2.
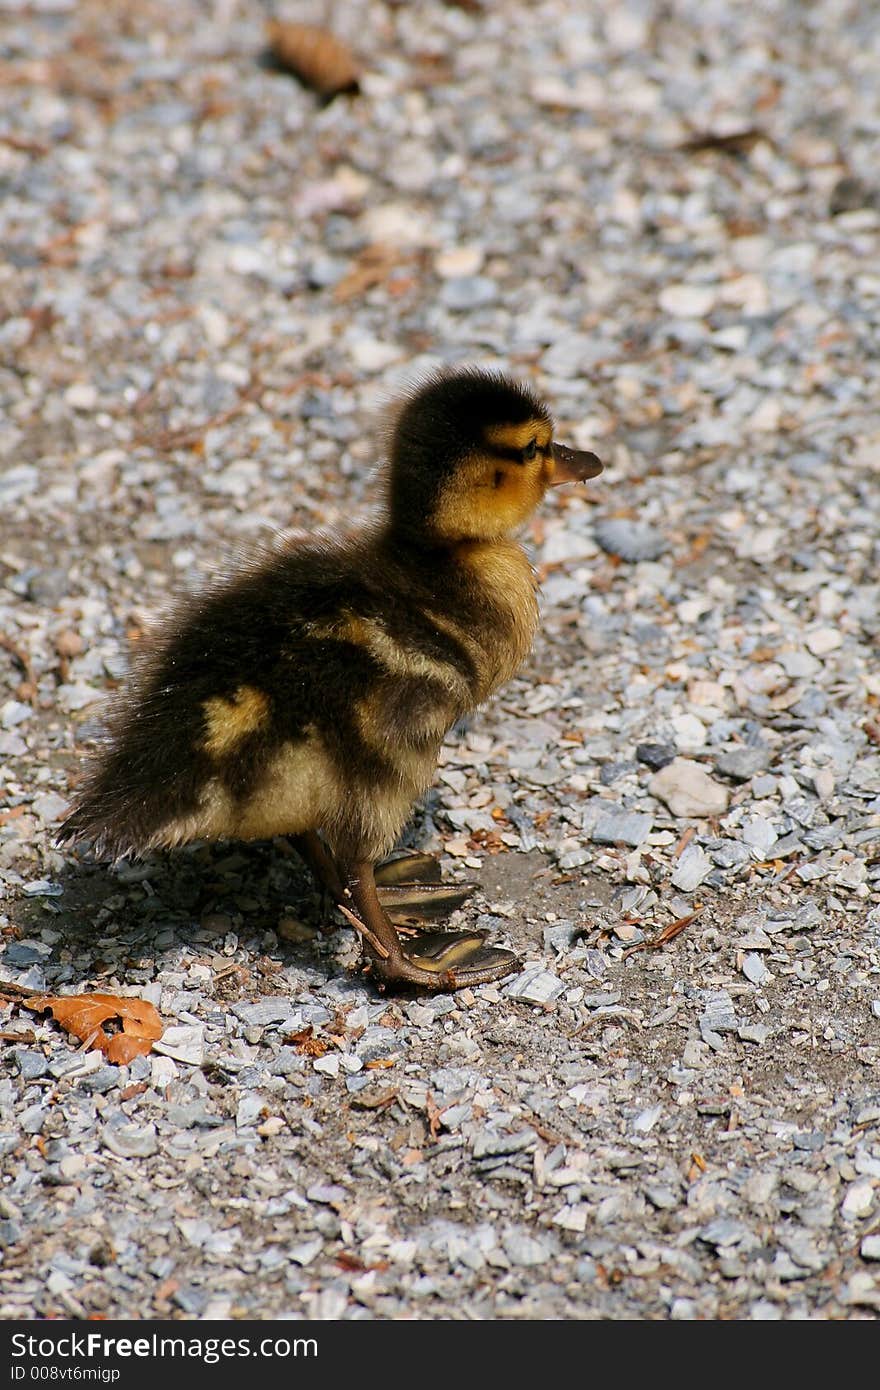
60;368;602;990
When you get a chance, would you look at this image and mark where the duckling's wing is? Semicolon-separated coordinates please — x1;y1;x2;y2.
59;541;366;858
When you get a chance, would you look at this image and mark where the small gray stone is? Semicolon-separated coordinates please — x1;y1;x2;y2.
173;1285;207;1316
650;760;729;818
472;1129;537;1159
3;943;47;967
700;989;738;1036
715;747;770;780
637;742;678;770
861;1235;880;1261
644;1184;680;1211
19;1103;47;1135
504;967;564;1005
742;953;770;985
594;518;666;562
440;276;498;311
153;1025;205;1066
232;998;294;1028
13;1049;49;1080
20;880;63;898
741;816;778;855
711;841;752;869
48;1049;106;1081
307;1183;348;1206
289;1238;324;1266
543;920;577;954
0;1220;23;1248
738;1023;771;1044
81;1066;123;1094
30;792;69;824
841;1180;875;1220
502;1231;552;1267
699;1218;748;1250
592;810;653;847
671;843;712;891
1;700;31;733
236;1094;265;1129
101;1118;158;1159
557;846;592;869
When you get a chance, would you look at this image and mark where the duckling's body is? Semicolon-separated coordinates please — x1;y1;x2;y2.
68;529;537;861
61;369;602;989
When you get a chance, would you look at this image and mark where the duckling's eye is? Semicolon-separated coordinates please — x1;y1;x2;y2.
522;440;538;462
494;469;504;488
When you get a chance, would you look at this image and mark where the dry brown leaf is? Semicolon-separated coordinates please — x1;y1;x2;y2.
673;825;696;858
332;244;400;304
425;1090;444;1141
266;21;360;98
29;992;163;1064
350;1087;398;1111
286;1025;330;1057
679;128;766;156
622;907;704;959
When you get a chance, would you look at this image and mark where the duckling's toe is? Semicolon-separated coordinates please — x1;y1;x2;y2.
382;931;519;990
374;852;442;886
375;880;476;921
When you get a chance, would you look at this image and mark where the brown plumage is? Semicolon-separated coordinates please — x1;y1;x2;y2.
60;368;602;990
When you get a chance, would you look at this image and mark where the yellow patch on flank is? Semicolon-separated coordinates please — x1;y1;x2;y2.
484;418;552;452
201;685;270;758
238;724;423;861
310;613;471;702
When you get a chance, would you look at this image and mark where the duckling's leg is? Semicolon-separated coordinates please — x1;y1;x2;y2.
294;838;476;923
339;860;519;990
290;831;347;908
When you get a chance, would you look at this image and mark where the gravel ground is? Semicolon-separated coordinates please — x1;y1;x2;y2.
2;0;880;1322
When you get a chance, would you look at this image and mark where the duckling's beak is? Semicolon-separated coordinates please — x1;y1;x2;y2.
550;442;604;486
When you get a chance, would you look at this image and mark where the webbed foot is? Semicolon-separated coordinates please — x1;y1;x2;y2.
339;860;519;992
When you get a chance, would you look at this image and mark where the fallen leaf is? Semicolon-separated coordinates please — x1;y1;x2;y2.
333;243;401;304
673;825;696;858
335;1251;389;1273
622;907;704;959
266;21;360;98
350;1087;398;1111
286;1025;330;1057
425;1091;448;1140
679;128;766;156
28;993;163;1064
687;1152;707;1181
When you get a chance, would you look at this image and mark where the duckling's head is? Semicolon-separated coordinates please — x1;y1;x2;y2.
386;368;602;544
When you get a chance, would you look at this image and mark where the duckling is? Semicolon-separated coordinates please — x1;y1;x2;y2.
60;368;602;990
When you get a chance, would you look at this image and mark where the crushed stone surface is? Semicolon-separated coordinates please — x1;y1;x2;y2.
2;0;880;1321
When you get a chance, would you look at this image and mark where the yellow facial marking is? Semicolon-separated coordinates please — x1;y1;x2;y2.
201;685;270;758
432;455;547;541
484;419;552;452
